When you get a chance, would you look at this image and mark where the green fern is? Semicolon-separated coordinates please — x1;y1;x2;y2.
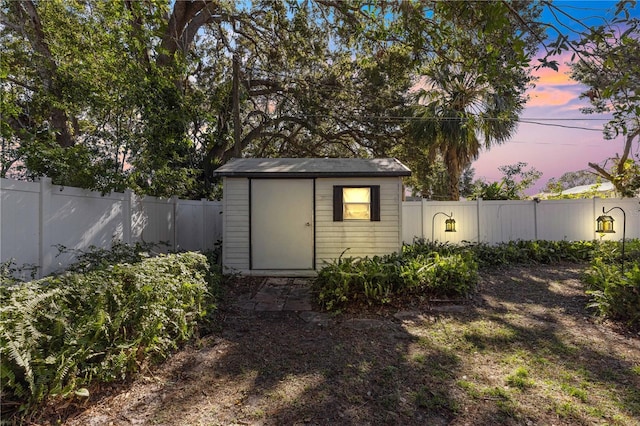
1;251;213;416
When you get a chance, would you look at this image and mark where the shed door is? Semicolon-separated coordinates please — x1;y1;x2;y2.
251;179;314;269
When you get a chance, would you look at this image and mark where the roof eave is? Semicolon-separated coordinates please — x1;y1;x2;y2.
214;171;412;178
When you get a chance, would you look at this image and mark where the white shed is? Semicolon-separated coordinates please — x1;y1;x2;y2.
213;158;411;276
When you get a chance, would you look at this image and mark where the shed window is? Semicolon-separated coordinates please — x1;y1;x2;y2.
333;185;380;221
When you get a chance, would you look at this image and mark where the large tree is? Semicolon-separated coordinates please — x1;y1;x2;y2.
1;0;415;197
401;1;540;200
568;6;640;197
1;0;543;199
408;66;524;200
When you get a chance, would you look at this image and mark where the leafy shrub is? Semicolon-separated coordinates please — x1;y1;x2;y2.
1;259;39;286
55;240;165;274
314;250;478;311
315;239;608;312
405;238;598;269
584;258;640;326
0;252;211;413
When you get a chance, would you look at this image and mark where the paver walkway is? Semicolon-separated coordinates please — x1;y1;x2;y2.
235;277;314;312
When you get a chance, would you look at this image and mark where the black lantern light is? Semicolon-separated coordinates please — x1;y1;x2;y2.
596;206;626;273
432;211;456;241
445;217;457;232
596;214;615;233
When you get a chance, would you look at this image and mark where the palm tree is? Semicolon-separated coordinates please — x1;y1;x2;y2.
408;66;522;200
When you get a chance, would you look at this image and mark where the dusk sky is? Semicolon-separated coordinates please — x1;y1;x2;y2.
471;1;638;192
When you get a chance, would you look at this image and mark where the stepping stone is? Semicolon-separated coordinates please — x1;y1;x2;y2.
283;298;312;311
264;277;290;286
235;300;257;310
343;318;385;330
254;300;285;311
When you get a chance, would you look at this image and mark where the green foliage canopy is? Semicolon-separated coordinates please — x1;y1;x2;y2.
564;2;640;196
471;162;541;200
1;0;545;199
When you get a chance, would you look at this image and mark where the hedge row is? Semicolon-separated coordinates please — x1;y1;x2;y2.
314;239;640;315
403;238;598;268
315;250;478;311
584;256;640;327
0;252;212;412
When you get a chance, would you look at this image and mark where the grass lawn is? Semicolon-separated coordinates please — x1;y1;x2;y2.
49;264;640;425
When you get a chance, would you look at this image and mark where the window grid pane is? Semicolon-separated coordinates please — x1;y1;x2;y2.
343;187;370;203
344;203;370;220
343;188;371;220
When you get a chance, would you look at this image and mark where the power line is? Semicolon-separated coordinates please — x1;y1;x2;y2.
517;120;603;131
291;113;610;131
519;118;611;121
504;140;616;147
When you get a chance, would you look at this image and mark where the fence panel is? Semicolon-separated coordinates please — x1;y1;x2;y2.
176;200;204;251
598;198;640;240
132;195;175;251
46;180;127;274
536;199;595;241
480;200;536;243
2;175;638;278
175;200;222;252
1;177;223;278
413;200;479;244
1;179;40;278
402;201;423;243
401;197;639;245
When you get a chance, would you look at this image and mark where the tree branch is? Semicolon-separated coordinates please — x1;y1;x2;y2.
616;128;640;175
3;76;38;92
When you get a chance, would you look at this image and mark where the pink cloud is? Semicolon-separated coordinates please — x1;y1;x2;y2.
526;53;583;107
472;52;624;192
527;89;576;107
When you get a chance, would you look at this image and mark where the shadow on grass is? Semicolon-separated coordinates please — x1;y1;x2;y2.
467;265;640;422
148;311;460;425
59;265;639;425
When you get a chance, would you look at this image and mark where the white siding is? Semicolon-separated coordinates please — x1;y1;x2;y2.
315;177;403;267
222;177;250;272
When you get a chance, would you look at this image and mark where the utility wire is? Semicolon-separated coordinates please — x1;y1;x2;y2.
517;120;603;131
505;140;616;147
286;113;610;131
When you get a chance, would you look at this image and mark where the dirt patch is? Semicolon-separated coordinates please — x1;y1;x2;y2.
36;265;640;425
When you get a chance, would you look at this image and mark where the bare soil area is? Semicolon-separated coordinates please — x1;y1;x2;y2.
37;264;640;425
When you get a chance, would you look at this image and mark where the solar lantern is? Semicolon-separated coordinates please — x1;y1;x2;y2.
432;212;456;241
445;217;457;233
596;206;626;273
595;214;615;234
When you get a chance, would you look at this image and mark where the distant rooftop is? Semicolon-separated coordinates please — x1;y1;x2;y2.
213;158;412;177
560;181;614;195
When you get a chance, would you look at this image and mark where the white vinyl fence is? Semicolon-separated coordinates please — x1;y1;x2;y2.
402;198;640;244
3;176;639;279
1;177;222;278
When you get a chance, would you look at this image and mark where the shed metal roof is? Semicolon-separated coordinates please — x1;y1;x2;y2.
213;158;411;177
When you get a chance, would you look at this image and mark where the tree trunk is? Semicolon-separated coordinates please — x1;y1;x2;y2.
588;129;640;196
11;0;77;148
445;148;461;201
232;53;242;157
